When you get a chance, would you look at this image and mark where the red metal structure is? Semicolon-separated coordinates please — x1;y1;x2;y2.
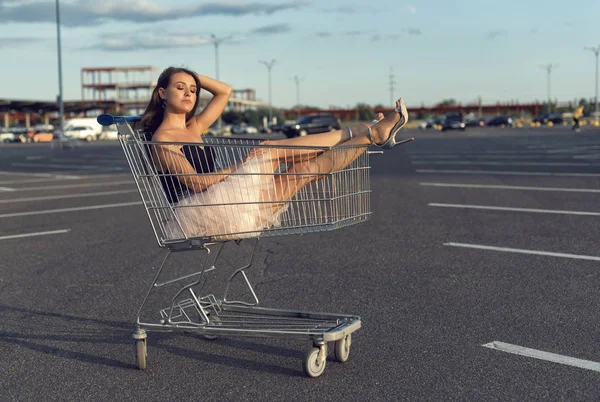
283;102;546;121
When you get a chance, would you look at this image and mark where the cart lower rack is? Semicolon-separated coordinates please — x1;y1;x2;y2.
100;114;378;377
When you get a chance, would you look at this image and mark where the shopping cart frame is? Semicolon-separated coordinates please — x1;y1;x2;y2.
98;114;406;377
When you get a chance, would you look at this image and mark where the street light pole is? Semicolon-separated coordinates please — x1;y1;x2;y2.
55;0;64;139
585;45;600;120
294;76;299;106
293;75;304;118
210;34;232;133
210;34;228;80
258;59;276;122
540;64;558;113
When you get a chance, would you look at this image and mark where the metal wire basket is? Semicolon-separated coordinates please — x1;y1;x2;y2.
117;122;372;246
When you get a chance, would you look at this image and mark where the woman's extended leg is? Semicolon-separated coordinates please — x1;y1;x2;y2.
252;113;386;163
263;102;407;214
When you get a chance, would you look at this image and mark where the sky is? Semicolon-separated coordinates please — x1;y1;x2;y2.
1;0;600;109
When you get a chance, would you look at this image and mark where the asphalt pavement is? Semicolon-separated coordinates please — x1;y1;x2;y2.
2;125;600;401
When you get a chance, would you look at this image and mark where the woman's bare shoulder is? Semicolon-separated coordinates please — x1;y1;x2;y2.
151;130;179;144
150;131;184;154
151;129;170;142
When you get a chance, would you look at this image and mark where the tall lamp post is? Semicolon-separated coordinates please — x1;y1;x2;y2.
55;0;64;140
210;34;232;132
259;59;276;123
293;75;304;117
540;64;558;113
585;45;600;120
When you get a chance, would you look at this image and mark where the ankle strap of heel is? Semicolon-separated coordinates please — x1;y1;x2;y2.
367;125;376;145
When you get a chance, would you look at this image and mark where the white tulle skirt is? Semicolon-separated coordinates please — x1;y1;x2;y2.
165;156;287;241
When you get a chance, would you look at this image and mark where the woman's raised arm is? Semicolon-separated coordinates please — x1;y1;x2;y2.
192;74;232;134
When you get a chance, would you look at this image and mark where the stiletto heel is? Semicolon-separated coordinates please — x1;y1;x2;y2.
373;98;409;149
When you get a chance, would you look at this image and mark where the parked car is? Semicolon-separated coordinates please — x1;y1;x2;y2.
545;112;564;125
533;113;563;125
64;125;98;141
532;114;547;124
465;116;487;127
0;129;19;143
432;117;445;127
441;112;465;131
261;123;284;133
8;126;30;143
31;129;54;142
230;124;258;135
418;120;434;129
487;116;514;127
64;118;104;137
281;114;341;138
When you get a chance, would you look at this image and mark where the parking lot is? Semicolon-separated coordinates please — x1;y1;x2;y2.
2;126;600;400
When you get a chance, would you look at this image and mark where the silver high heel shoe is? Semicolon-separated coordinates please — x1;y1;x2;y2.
369;98;409;149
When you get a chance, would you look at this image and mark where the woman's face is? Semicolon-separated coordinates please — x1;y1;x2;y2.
160;72;197;114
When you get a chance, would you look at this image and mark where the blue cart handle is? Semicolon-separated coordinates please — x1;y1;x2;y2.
97;114;142;126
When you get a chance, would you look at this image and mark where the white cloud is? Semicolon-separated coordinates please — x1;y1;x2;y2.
84;23;292;51
408;5;416;14
0;0;311;27
0;36;45;48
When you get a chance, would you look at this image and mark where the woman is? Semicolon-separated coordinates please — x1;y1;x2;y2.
138;67;409;240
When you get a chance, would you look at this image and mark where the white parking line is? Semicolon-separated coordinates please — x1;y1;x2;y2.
12;162;124;171
546;146;600;153
11;162;97;170
0;170;81;179
0;173;130;185
412;161;598;167
0;202;142;218
420;182;600;193
0;187;15;192
49;158;126;164
444;242;600;261
573;153;600;160
527;144;600;152
0;229;71;241
408;150;576;155
483;341;600;373
416;169;600;177
0;190;138;203
82;154;126;160
429;203;600;216
410;154;575;160
47;158;93;163
8;181;133;192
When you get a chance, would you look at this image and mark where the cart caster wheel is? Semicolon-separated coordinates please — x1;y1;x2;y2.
303;347;326;378
334;334;351;363
203;315;222;340
135;339;147;370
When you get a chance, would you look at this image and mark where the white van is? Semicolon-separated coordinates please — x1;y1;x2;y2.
63;118;116;141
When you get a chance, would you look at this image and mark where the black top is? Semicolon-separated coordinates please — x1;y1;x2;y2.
160;145;216;203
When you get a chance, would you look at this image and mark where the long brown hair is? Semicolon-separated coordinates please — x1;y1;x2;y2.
138;67;201;140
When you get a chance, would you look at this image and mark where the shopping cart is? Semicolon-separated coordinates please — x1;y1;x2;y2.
98;114;410;377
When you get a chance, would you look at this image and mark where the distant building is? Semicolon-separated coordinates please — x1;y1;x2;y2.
81;66;158;114
0;66;267;130
81;66;265;114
